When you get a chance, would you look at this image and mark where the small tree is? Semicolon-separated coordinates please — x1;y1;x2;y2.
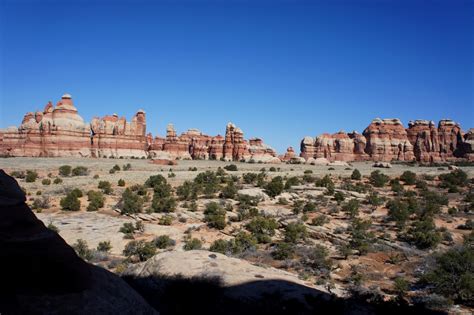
72;166;89;176
370;170;389;187
272;242;295;260
98;181;113;194
118;179;126;186
72;239;93;261
420;243;473;305
265;176;284;198
59;165;72;177
97;240;112;253
349;218;375;255
183;237;202;250
120;188;143;214
246;216;278;243
60;191;81;211
87;190;105;211
284;222;308;243
351;169;362;180
154;235;176;249
224;164;238;171
123;240;156;261
25;170;38;183
342;199;360;219
402;217;441;249
400;171;417;185
204;202;226;230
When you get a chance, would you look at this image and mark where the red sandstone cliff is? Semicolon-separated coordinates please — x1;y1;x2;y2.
300;118;472;163
0;93;278;162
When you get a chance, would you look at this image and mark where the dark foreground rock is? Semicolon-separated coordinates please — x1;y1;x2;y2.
0;170;157;315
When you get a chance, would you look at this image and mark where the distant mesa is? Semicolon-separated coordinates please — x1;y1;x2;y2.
0;94;278;163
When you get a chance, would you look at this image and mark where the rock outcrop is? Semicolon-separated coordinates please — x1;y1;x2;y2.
0;94;278;162
0;170;157;314
0;94;148;158
300;118;472;163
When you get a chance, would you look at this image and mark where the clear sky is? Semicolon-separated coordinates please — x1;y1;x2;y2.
1;0;472;153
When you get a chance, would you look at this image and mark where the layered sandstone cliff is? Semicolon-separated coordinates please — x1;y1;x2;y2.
148;122;277;162
0;94;277;162
301;118;472;163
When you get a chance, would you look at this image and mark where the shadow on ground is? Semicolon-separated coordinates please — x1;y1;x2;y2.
123;273;445;315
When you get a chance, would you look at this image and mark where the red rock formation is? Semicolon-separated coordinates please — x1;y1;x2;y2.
0;94;148;158
300;118;471;163
280;147;296;162
363;118;414;162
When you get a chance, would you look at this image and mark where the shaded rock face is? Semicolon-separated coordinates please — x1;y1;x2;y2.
0;170;156;315
0;95;277;162
301;118;472;163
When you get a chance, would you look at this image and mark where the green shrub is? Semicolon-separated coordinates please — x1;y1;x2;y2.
25;170;38;182
98;181;113;194
284;176;300;190
119;188;143;214
393;277;410;297
183;237;202;250
439;169;468;189
333;191;345;204
420;243;473;305
123;240;156;261
72;239;93;261
351;169;362;180
349;218;375;255
210;239;230;254
220;180;237;199
311;214;329;226
284;222;308;243
97;240;112;253
369;170;389;187
32;196;51;210
243;172;258;184
53;177;63;184
87;190;105;211
72;166;88;176
152;195;177;213
272;242;295;260
400;171;417;185
10;170;25;179
315;175;334;188
47;221;59;233
307;244;333;272
246;216;278;243
386;199;410;229
402;217;441;249
118;179;125;186
154;235;176;249
60;191;81;211
224;164;238;171
120;222;136;235
265;176;284;198
204;202;226;230
159;215;173;225
41;178;51;185
59;165;72;177
342;199;360;219
122;163;132;171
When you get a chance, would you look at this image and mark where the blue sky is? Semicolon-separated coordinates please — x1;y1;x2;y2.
1;0;472;153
